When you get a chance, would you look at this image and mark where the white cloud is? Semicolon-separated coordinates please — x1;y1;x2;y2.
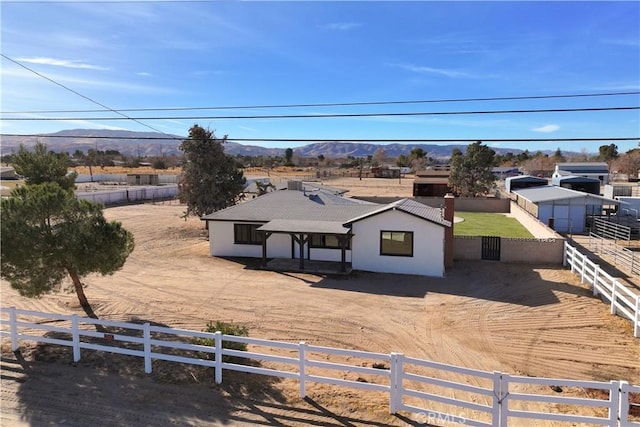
15;57;109;71
389;63;473;78
136;72;152;77
319;22;361;31
532;124;560;133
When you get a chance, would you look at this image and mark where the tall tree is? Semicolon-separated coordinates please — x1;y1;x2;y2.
179;125;246;217
372;148;387;166
12;142;77;190
599;144;619;161
1;182;134;318
449;141;497;197
284;148;294;166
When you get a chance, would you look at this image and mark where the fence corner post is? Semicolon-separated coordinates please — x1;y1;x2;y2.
389;352;402;414
299;341;306;399
563;241;567;267
9;307;18;352
214;331;222;384
143;322;152;374
492;371;502;426
499;373;510;427
72;314;80;362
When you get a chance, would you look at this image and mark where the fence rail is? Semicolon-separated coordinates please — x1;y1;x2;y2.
564;241;640;337
1;307;638;426
588;232;640;277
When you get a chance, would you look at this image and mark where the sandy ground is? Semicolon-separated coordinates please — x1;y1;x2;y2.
1;178;639;426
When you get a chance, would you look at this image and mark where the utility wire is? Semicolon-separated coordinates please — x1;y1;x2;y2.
3;134;638;143
3;106;638;121
0;54;180;139
3;91;639;114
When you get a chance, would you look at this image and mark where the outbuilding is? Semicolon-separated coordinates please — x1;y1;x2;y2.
553;162;609;184
505;175;548;193
551;175;601;195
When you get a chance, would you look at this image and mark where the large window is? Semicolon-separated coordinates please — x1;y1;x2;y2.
380;231;413;257
310;234;350;249
234;224;264;245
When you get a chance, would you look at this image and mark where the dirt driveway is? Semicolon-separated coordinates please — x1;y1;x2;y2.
2;202;639;426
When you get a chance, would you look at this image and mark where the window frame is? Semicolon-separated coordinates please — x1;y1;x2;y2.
233;223;264;245
379;230;414;257
309;233;351;250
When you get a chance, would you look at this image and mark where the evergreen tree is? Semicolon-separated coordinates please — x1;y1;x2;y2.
179;125;246;217
449;141;497;197
12;142;76;190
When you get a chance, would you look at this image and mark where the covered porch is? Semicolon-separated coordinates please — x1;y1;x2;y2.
257;219;353;274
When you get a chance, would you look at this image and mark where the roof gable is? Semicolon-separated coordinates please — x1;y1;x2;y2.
345;198;451;227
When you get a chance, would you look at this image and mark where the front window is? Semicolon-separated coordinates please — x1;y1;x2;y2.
380;231;413;257
234;224;264;245
310;234;350;249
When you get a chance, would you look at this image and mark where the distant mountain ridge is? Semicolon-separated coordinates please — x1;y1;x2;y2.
1;129;532;159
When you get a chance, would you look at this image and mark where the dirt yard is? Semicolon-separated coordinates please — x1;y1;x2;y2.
1;178;639;426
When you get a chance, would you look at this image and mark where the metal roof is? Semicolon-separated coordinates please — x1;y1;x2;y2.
505;175;547;183
555;162;609;173
513;186;619;204
552;175;601;183
345;198;451;227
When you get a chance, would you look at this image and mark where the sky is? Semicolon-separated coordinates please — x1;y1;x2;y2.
1;0;639;153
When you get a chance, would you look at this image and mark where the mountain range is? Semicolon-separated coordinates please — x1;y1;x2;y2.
1;129;532;159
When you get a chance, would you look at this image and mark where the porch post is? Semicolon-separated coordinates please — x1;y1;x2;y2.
340;235;347;273
261;232;271;267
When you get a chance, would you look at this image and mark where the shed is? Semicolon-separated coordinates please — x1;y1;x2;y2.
413;170;452;197
553;162;609;184
127;173;160;186
505;175;548;193
551;175;601;195
512;186;621;233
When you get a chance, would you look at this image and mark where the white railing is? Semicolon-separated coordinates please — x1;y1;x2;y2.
564;241;640;338
1;307;638;426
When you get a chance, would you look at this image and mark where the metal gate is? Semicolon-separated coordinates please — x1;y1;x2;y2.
481;236;501;261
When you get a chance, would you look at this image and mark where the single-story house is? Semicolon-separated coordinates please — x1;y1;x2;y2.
553;162;609;184
203;181;452;277
0;167;18;180
505;175;548;193
551;175;601;195
512;186;621;233
372;166;401;179
413;170;452;197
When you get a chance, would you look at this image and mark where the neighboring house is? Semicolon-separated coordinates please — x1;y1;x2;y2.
203;181;452;277
511;186;621;233
505;175;548;193
492;167;520;179
0;167;18;180
551;175;601;195
372;166;401;179
413;170;452;197
553;162;609;184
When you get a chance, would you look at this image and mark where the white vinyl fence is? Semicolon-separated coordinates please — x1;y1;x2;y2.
1;307;638;426
564;241;640;338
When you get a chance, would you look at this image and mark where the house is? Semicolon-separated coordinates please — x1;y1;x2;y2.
413;170;452;197
551;175;601;195
511;186;621;233
505;175;548;193
492;166;520;179
372;166;401;179
553;162;609;184
203;181;452;277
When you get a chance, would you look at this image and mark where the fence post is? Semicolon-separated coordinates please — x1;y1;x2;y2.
499;373;510;427
299;341;306;398
389;352;400;414
635;297;640;338
580;254;586;284
214;331;222;384
492;371;502;427
9;307;18;352
143;323;152;374
619;381;629;426
72;314;80;362
563;242;568;267
593;265;600;297
609;380;620;426
611;281;618;315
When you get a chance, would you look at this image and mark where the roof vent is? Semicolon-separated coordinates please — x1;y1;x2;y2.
287;180;303;191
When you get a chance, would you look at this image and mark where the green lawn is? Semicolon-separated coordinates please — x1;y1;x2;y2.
453;212;533;238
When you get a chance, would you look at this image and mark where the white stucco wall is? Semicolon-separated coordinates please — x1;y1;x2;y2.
350;209;446;277
208;221;352;261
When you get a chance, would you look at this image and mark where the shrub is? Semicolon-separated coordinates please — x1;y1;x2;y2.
192;320;248;362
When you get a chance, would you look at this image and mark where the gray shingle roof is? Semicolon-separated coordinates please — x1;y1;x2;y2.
203;189;450;228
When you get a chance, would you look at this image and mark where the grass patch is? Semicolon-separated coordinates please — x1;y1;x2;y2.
454;212;533;238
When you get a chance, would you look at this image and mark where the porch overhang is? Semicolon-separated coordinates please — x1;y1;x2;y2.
256;220;352;273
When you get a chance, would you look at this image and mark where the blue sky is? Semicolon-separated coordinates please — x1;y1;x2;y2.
1;0;639;153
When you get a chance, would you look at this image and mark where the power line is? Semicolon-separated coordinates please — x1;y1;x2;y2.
2;106;638;121
3;134;638;143
3;91;639;114
0;54;180;139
